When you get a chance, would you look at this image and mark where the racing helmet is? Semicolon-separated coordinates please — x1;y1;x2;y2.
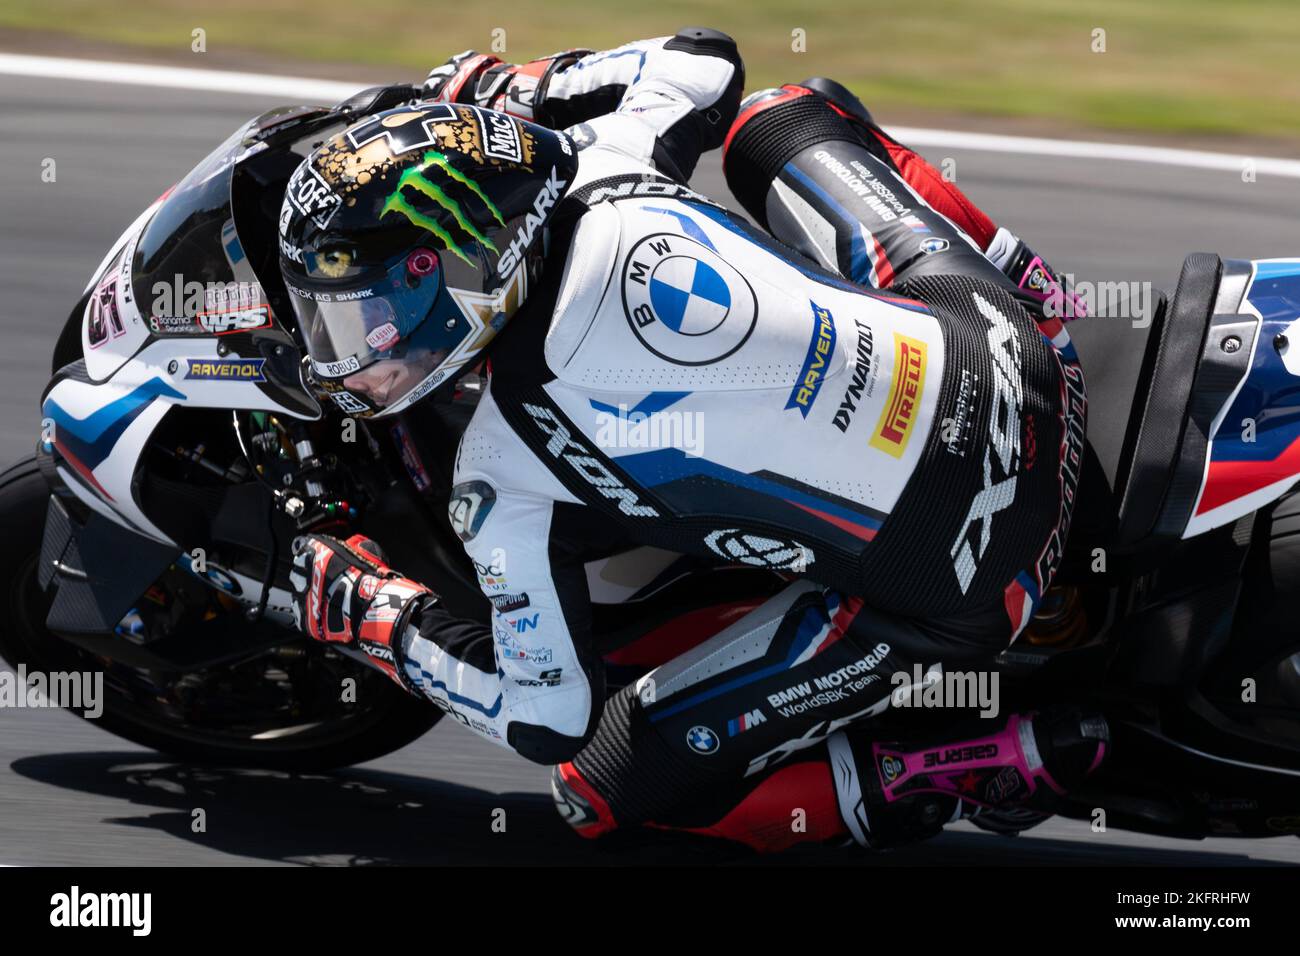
278;102;578;417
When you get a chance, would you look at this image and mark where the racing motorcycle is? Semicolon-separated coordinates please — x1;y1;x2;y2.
4;94;1299;846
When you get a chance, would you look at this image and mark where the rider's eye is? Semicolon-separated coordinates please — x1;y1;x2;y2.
317;249;353;278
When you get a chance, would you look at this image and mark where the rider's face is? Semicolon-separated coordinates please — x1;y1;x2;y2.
343;350;445;408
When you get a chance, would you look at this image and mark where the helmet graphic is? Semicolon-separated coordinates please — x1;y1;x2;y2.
278;102;578;417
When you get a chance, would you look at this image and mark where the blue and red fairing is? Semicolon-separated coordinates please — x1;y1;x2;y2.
1186;259;1300;536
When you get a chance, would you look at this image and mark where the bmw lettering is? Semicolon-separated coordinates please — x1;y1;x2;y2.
622;233;757;365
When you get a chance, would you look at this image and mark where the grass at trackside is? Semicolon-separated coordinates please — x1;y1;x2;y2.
4;0;1299;141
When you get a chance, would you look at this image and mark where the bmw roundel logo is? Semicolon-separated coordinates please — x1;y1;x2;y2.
686;725;720;755
919;237;950;255
622;233;757;366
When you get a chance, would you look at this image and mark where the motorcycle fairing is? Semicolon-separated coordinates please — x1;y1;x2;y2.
41;108;338;545
1184;259;1300;537
42;331;322;544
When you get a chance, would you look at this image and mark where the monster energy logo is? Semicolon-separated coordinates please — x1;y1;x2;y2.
380;150;504;265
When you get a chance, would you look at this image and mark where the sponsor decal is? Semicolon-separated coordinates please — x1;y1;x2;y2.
587;178;717;206
704;529;814;571
184;358;266;382
1032;356;1086;595
622;233;757;366
496;637;553;665
523;402;660;517
832;320;877;432
359;640;395;663
950;294;1024;593
943;367;976;458
727;709;767;736
869;333;927;458
515;667;563;688
919;237;950;255
327;389;370;415
195;305;270;335
87;266;127;350
503;612;540;633
474;558;509;591
686;725;720;755
785;301;837;417
496;166;567;277
921;743;998;768
366;321;400;351
879;754;905;783
312;355;362;378
478;107;523;163
381;149;506;267
279;236;304;263
448;480;496;542
285;162;340;230
489;591;530;614
766;643;890;717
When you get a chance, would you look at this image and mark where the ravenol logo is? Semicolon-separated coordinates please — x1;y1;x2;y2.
785;301;837;417
185;358;266;382
869;333;926;458
381;149;504;266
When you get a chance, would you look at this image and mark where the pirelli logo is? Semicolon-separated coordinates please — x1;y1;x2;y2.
869;333;926;458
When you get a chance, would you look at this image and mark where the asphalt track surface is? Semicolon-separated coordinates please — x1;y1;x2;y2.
2;72;1299;865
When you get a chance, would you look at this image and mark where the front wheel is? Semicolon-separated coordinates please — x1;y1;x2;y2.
0;457;440;770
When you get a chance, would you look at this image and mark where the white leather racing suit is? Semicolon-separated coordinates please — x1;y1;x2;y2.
398;30;1086;774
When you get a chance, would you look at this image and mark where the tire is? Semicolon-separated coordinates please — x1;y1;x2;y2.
0;456;441;770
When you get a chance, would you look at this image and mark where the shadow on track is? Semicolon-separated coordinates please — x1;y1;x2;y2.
11;752;1284;866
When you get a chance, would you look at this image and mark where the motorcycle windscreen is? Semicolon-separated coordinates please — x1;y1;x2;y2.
127;119;319;418
130;122;274;335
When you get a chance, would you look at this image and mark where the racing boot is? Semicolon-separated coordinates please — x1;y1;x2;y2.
828;708;1109;848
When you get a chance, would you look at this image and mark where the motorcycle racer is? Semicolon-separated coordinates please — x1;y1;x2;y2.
282;28;1105;851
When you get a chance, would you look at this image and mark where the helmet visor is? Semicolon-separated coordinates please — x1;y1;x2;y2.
285;247;467;414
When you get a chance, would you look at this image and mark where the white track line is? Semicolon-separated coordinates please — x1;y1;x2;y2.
3;51;1299;178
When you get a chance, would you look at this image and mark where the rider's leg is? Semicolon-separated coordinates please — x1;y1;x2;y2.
722;82;1085;319
552;578;1107;848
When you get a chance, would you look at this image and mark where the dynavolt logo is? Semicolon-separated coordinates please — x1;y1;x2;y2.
686;725;720;755
381;149;505;266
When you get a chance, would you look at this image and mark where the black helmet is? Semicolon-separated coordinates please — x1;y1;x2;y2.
279;103;578;417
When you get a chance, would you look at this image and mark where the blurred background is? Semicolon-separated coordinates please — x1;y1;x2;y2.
3;0;1300;146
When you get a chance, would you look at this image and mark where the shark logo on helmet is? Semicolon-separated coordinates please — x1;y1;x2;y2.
380;150;505;265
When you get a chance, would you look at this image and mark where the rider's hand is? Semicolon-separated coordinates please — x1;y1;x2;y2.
289;533;432;687
423;50;502;104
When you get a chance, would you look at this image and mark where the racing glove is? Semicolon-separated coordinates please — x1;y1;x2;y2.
423;48;593;125
289;533;433;690
985;226;1088;320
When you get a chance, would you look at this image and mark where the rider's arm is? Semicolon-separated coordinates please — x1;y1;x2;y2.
426;29;744;181
291;392;609;766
